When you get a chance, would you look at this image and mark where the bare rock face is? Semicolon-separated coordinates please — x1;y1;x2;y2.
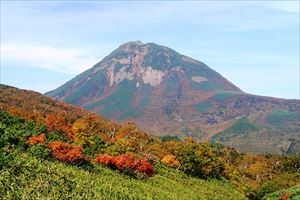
46;41;300;154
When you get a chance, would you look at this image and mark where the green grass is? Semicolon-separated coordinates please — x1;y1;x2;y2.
193;101;213;112
84;80;138;119
223;118;258;134
262;185;300;200
139;85;151;108
211;118;258;143
0;150;246;200
267;110;299;125
212;91;243;101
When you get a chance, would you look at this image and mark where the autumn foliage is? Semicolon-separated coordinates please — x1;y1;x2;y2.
95;154;154;177
27;133;46;145
161;154;180;168
45;114;74;139
48;141;84;163
279;192;294;200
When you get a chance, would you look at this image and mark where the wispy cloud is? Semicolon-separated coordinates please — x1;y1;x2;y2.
1;44;99;74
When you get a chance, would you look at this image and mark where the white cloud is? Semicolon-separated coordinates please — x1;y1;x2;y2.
1;44;100;74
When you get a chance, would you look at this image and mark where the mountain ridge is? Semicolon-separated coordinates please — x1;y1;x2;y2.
46;41;300;154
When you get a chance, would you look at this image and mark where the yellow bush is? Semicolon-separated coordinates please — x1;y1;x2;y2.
161;154;180;168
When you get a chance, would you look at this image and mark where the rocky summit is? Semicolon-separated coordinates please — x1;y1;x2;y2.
46;41;300;154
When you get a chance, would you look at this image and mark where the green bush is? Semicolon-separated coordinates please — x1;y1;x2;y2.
282;155;300;173
0;149;14;170
0;111;47;149
262;185;300;200
177;142;225;179
28;144;51;160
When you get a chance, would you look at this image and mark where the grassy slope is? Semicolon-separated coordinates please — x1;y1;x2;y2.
0;151;246;200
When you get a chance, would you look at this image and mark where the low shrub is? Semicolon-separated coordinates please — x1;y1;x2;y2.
28;144;51;159
161;154;180;168
95;153;154;178
27;133;46;145
48;141;84;164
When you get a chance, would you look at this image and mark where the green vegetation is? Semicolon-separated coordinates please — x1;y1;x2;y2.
262;185;300;200
212;91;243;101
183;60;216;79
0;151;246;200
212;118;258;143
223;118;258;135
192;91;241;112
193;101;213;112
85;80;139;119
139;84;151;108
267;110;299;125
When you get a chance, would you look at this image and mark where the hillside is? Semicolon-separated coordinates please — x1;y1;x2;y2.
1;152;245;200
46;41;300;154
1;84;300;199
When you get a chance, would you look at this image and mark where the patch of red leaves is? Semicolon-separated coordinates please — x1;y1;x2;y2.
48;141;83;163
95;154;154;177
27;133;46;145
45;114;74;140
279;193;294;200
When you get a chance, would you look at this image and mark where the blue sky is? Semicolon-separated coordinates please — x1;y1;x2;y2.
1;1;299;99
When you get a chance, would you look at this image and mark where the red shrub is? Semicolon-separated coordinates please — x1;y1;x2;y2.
95;153;154;177
95;154;112;165
27;133;46;145
134;159;155;177
279;193;293;200
48;141;83;163
112;154;136;170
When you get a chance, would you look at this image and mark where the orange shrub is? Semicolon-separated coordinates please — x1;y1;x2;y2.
48;141;83;163
95;153;154;177
95;154;112;165
27;133;46;145
45;114;74;140
161;154;180;168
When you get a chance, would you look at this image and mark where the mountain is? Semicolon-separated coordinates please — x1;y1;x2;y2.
46;41;300;154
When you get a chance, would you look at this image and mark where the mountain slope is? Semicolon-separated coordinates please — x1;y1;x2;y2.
1;84;299;199
46;41;300;154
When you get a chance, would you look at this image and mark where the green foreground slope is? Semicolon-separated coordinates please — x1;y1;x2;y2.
0;151;246;200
